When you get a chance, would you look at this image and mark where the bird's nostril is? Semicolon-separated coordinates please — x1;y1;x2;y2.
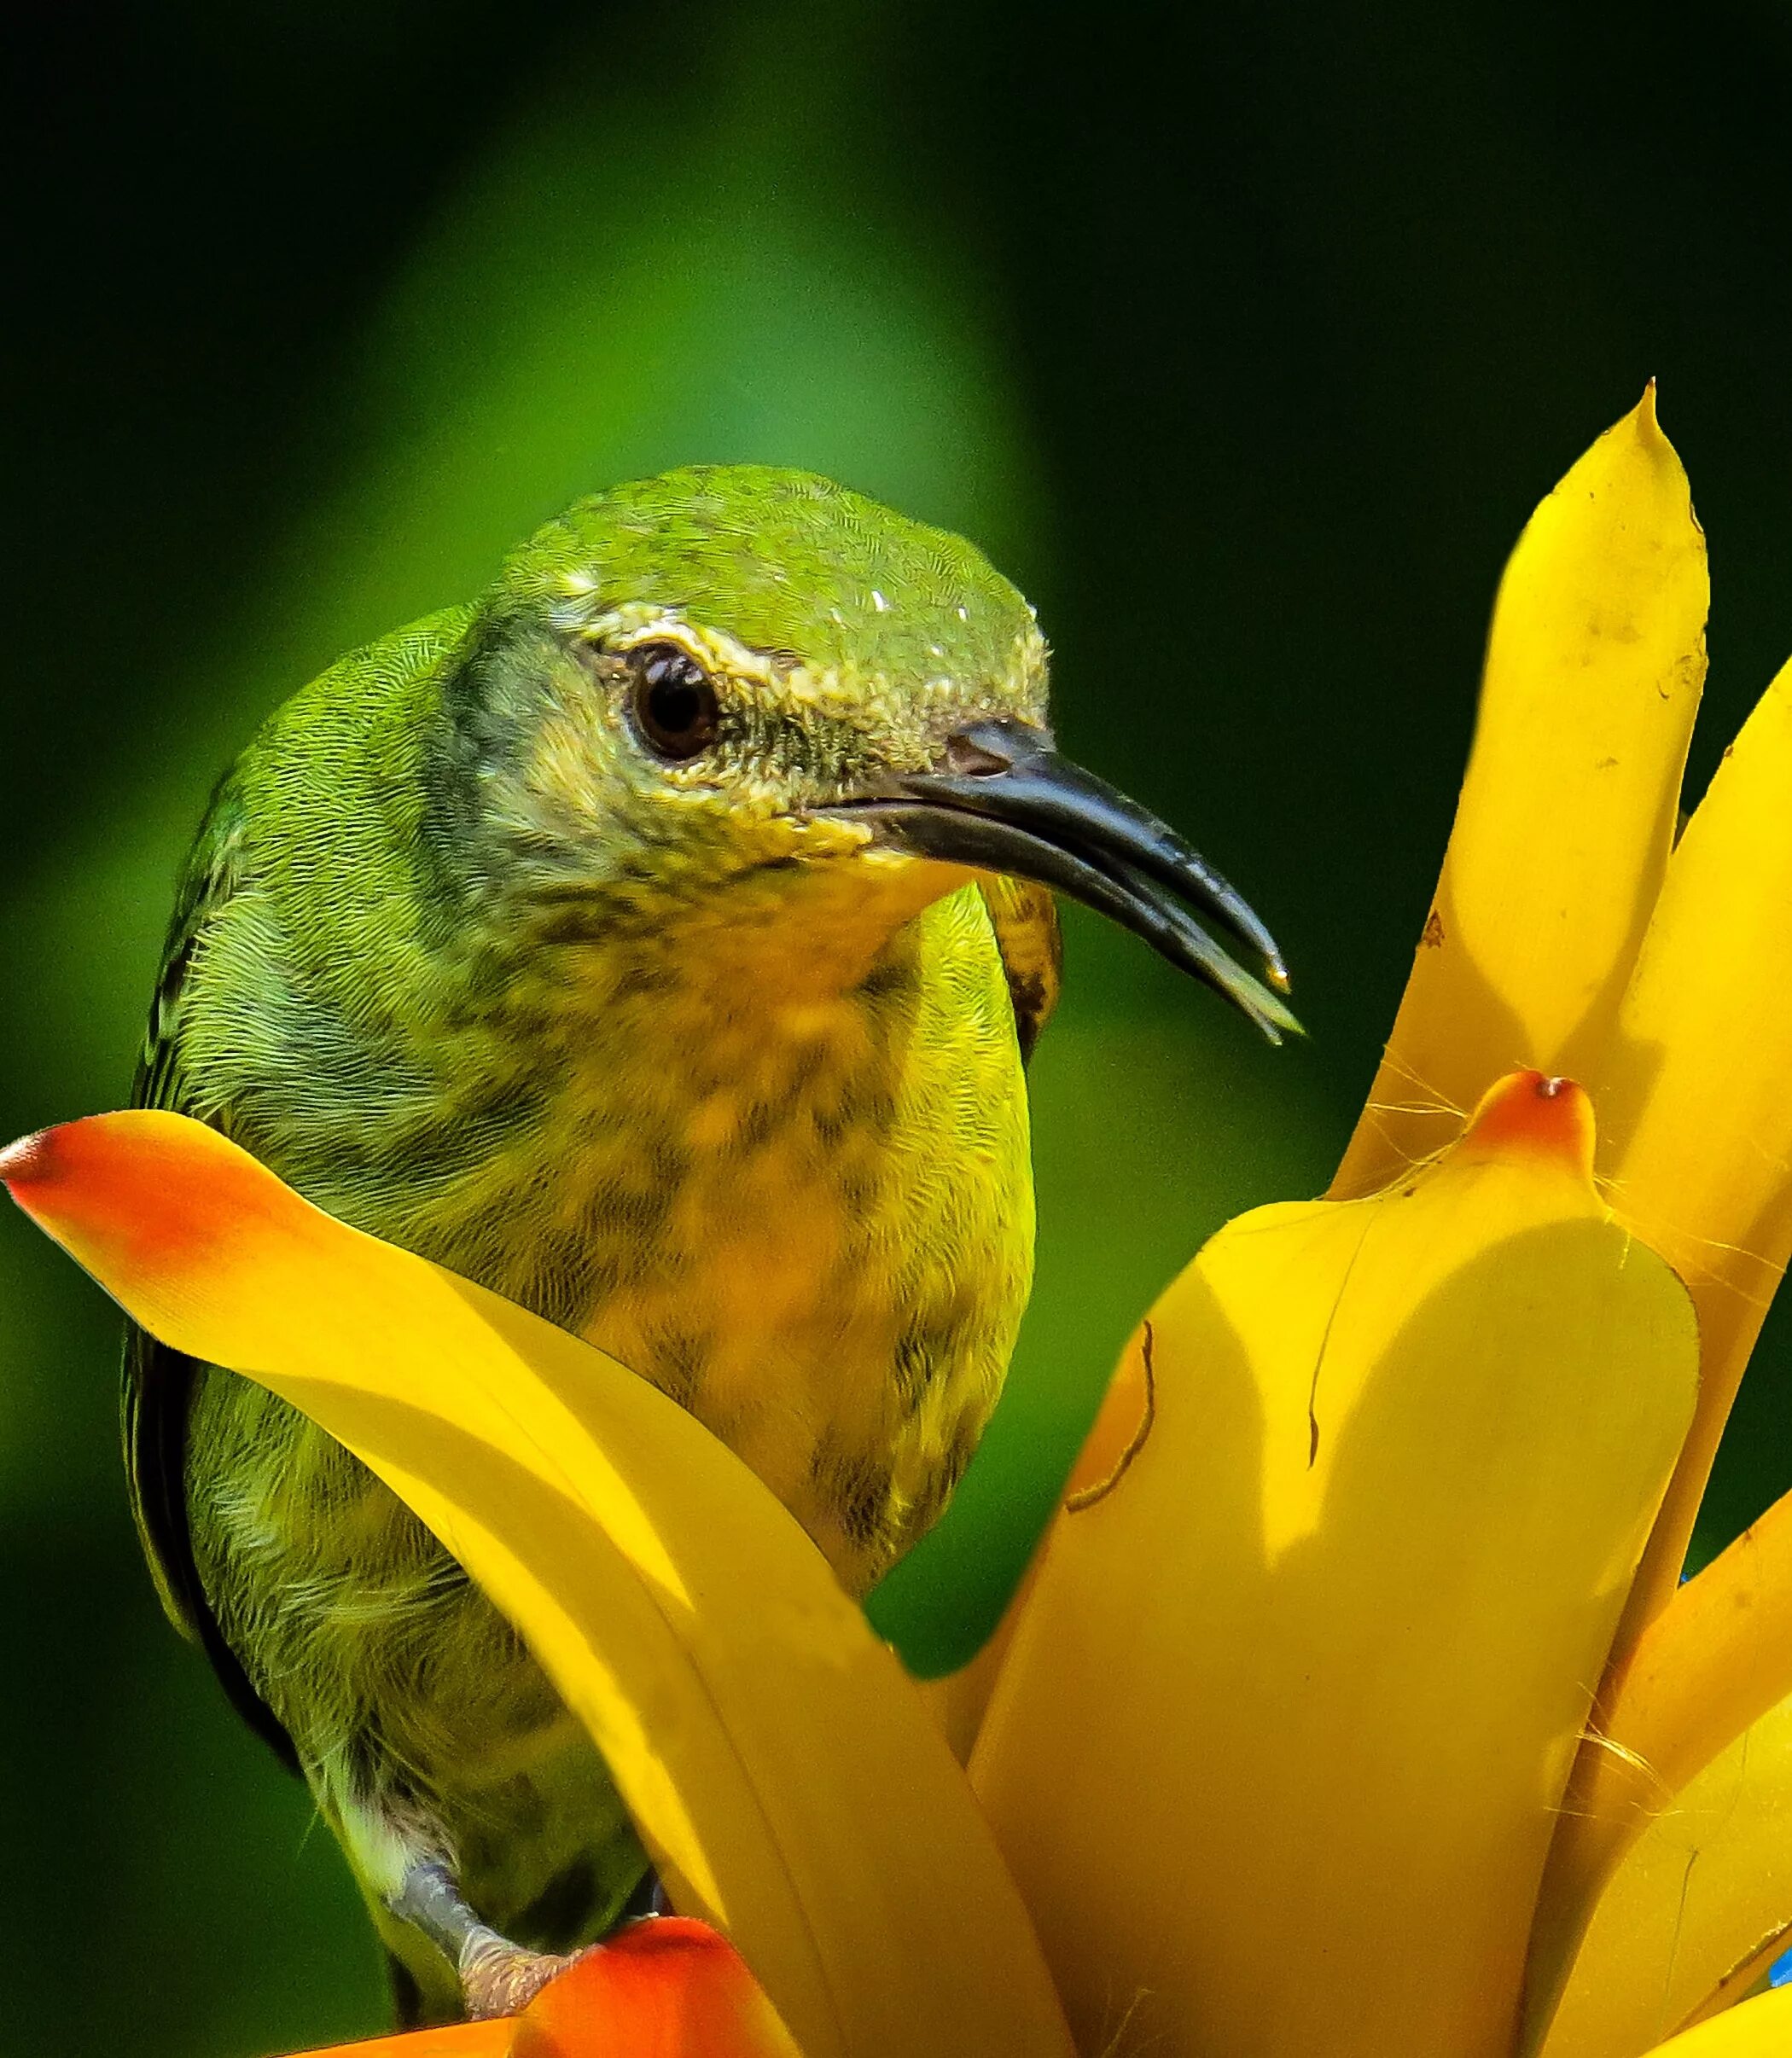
943;732;1014;778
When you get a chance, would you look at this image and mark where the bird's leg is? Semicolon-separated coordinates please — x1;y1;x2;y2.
390;1858;582;2020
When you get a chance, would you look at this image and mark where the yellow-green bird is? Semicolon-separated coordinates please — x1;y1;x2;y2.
123;466;1294;2023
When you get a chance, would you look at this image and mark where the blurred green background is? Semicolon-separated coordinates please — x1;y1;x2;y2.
7;1;1792;2050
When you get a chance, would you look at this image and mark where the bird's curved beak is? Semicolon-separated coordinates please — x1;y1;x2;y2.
817;717;1300;1043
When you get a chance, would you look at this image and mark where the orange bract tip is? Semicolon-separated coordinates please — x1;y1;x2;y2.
0;1126;55;1187
513;1921;802;2058
1457;1068;1597;1177
0;1111;251;1273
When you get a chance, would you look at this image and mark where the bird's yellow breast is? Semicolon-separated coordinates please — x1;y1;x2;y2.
183;834;1035;1598
554;878;1035;1591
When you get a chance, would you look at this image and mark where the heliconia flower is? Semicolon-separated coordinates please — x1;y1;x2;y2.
11;388;1792;2058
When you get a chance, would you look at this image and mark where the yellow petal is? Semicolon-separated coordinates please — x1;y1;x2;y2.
917;1320;1157;1766
1;1112;1073;2058
1541;1688;1792;2058
1527;1489;1792;2046
1590;652;1792;1642
1603;1490;1792;1811
1332;389;1707;1200
1526;654;1792;2043
972;1073;1698;2058
1632;1988;1792;2057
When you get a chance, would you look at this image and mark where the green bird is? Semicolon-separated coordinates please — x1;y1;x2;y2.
123;466;1295;2022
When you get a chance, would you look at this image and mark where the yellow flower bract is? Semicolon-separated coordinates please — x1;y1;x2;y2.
972;1074;1695;2058
1332;386;1708;1200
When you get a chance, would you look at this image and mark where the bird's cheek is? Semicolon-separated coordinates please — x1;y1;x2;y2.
771;812;873;866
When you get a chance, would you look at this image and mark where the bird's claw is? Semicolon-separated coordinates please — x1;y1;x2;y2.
458;1933;590;2020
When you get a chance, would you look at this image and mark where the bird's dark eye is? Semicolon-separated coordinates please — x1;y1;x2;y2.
625;642;721;761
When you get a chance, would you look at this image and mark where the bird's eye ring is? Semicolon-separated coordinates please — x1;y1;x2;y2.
624;642;721;761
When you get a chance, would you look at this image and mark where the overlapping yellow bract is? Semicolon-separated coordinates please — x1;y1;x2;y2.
1544;1687;1792;2058
1259;386;1792;2048
1331;387;1708;1199
1597;653;1792;1637
1312;392;1792;2048
1531;1485;1792;2038
970;1073;1698;2058
1638;1989;1792;2056
3;1112;1071;2058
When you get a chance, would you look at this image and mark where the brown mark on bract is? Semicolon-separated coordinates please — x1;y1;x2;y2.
1420;909;1446;949
1066;1321;1157;1513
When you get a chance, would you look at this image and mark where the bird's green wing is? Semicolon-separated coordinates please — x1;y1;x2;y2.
120;778;301;1768
977;875;1062;1063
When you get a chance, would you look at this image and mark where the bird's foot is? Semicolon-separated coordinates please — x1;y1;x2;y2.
459;1932;591;2020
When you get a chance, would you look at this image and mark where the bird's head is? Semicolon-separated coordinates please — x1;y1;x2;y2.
443;465;1295;1037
